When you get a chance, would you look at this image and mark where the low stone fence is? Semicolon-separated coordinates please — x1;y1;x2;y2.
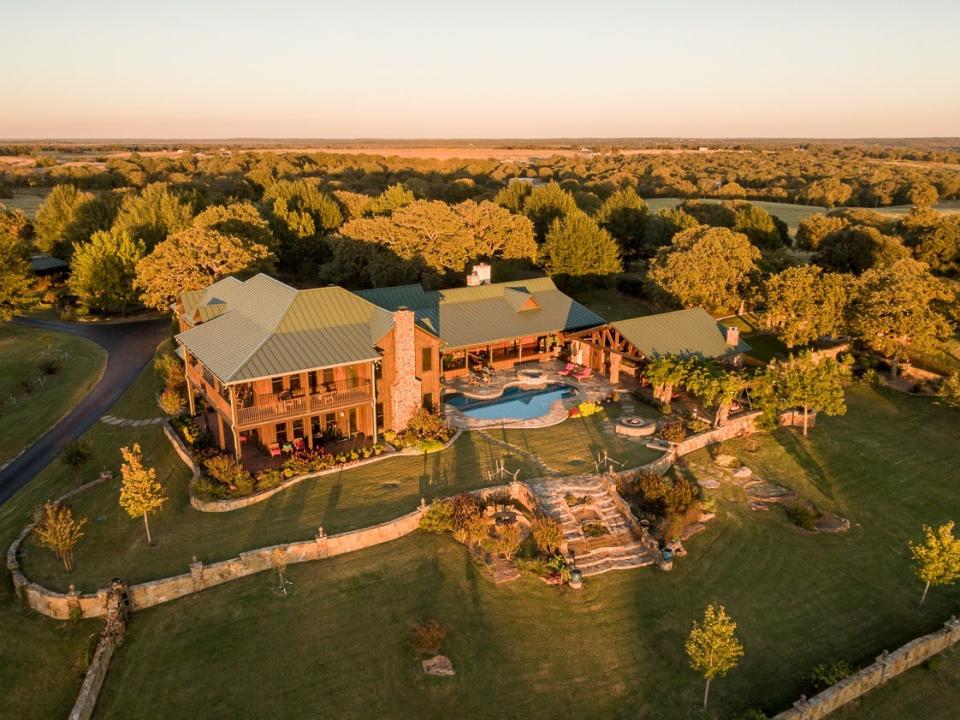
11;501;430;620
619;411;762;479
180;423;463;513
774;616;960;719
69;633;116;720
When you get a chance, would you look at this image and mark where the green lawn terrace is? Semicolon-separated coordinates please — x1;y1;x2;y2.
0;323;106;465
85;384;960;720
17;385;665;593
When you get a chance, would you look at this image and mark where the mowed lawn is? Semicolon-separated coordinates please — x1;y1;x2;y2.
1;187;50;218
0;324;106;465
86;385;960;719
644;197;827;232
19;358;664;591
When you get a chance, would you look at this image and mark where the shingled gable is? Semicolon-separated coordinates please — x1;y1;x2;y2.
176;274;394;384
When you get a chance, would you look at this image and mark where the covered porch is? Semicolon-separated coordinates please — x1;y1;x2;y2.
441;333;561;381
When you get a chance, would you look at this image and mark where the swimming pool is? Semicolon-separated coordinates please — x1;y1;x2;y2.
444;383;575;421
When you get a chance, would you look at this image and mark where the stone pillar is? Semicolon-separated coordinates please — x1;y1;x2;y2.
609;352;621;385
315;527;329;559
418;497;428;516
389;309;422;431
190;556;204;592
66;583;81;618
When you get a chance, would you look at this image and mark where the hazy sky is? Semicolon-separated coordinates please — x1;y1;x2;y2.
3;0;959;139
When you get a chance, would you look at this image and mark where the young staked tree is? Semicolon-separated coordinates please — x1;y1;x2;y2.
119;443;167;546
761;351;852;437
910;522;960;607
60;440;92;484
271;547;293;597
685;604;744;710
32;500;87;572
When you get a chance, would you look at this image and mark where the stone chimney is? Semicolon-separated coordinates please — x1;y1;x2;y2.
726;325;740;347
466;263;491;286
389;308;422;431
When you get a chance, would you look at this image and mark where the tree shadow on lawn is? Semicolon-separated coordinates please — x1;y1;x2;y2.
770;429;835;506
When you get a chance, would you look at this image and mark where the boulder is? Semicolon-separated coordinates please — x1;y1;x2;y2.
422;655;455;677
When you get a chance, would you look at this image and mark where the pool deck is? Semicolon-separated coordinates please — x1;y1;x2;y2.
442;359;624;430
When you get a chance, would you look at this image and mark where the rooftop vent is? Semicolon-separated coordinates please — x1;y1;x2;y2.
466;263;491;287
726;325;740;347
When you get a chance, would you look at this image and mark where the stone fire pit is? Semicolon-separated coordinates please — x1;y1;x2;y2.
616;416;657;437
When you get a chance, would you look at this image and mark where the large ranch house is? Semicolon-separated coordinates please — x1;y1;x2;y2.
175;267;744;465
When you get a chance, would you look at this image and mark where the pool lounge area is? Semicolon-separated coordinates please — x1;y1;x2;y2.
442;359;622;430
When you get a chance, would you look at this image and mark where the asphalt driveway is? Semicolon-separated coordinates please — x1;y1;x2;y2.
0;316;170;505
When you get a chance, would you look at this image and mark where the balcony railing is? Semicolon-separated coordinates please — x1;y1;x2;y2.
235;380;372;428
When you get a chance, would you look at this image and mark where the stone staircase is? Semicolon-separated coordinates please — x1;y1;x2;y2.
528;475;656;577
572;541;657;576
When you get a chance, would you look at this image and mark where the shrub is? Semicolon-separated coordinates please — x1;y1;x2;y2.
493;523;522;559
417;438;445;454
203;454;254;495
666;477;698;509
515;556;548;576
784;501;819;531
686;416;711;434
660;418;687;443
454;513;489;547
154;353;184;390
194;475;228;500
583;522;608;538
732;710;769;720
158;387;186;416
405;407;451;442
938;372;960;408
531;515;563;555
382;429;398;445
713;453;741;469
255;469;283;492
450;493;485;531
638;471;670;501
419;499;455;533
38;357;63;375
809;660;852;689
575;401;602;418
410;620;446;656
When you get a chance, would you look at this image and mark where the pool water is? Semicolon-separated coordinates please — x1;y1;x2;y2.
444;383;575;420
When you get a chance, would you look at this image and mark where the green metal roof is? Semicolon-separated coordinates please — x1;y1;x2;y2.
176;275;393;383
360;276;604;350
612;308;750;360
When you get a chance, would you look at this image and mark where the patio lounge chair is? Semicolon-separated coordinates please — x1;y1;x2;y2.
572;366;592;381
293;437;305;452
558;362;576;376
268;443;282;457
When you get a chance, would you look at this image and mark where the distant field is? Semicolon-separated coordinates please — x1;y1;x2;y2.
644;197;826;231
1;187;50;219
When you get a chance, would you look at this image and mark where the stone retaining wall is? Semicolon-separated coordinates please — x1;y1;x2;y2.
68;634;116;720
774;617;960;719
620;411;762;479
183;423;463;513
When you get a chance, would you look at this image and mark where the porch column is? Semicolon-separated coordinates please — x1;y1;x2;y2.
370;360;379;444
185;378;196;416
216;412;226;451
609;351;622;385
307;419;314;450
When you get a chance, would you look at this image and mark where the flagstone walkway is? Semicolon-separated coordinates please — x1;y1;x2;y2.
99;414;165;428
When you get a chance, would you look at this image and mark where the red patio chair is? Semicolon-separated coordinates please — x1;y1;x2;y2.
293;437;305;452
573;366;592;381
558;362;576;376
268;443;282;457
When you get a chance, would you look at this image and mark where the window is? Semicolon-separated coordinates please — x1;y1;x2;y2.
375;402;384;429
421;348;433;373
348;408;358;435
289;374;302;394
344;365;359;389
310;416;320;437
271;376;284;394
292;419;304;439
422;392;434;410
275;423;288;444
324;412;337;431
308;371;318;393
322;368;334;389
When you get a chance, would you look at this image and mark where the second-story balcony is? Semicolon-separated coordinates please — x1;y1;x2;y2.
236;380;372;428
